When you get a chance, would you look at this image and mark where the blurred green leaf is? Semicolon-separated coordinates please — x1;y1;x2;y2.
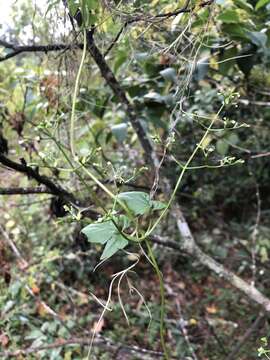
160;68;177;82
218;9;240;23
227;133;239;145
111;123;128;143
247;31;268;48
219;47;237;75
255;0;270;10
216;140;229;155
86;0;99;10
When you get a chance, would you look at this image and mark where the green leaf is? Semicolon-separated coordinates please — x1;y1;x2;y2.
67;0;79;17
160;68;177;82
118;214;131;230
81;218;130;259
117;192;166;215
255;0;270;10
85;0;99;10
144;92;166;104
193;59;209;81
216;140;229;155
218;9;240;23
227;133;239;145
234;0;254;11
222;24;248;40
114;50;128;73
101;234;128;259
81;221;115;244
117;191;151;215
111;123;128;143
247;31;268;48
219;47;237;75
134;52;149;61
150;200;166;211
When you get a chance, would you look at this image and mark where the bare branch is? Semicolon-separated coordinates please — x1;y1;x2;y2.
0;336;166;359
191;244;270;312
0;224;26;264
0;186;52;195
0;154;75;202
104;0;216;56
239;99;270;107
85;29;159;168
251;151;270;159
170;205;270;312
0;40;83;62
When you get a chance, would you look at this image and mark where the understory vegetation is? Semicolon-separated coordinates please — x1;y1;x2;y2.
0;0;270;359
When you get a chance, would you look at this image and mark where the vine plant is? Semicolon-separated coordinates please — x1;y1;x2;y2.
63;1;244;359
258;338;270;359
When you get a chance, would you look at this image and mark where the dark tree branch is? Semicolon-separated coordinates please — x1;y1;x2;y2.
0;0;215;62
104;0;216;55
0;186;52;195
0;154;75;203
0;40;83;62
0;155;100;219
104;0;191;56
85;29;159;168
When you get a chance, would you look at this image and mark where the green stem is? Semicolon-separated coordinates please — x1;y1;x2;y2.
144;104;225;239
146;239;170;360
68;28;134;219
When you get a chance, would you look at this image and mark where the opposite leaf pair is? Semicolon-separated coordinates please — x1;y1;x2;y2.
81;192;165;259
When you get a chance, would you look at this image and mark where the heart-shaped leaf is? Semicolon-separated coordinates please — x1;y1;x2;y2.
81;221;115;244
117;191;166;215
117;192;151;215
101;234;128;260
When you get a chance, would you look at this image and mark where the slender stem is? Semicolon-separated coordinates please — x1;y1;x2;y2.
144;103;225;239
70;29;87;159
146;239;170;360
68;29;133;218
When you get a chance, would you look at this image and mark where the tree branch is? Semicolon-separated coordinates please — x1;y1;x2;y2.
0;0;215;62
0;336;165;359
85;29;159;168
0;154;75;203
0;40;83;62
0;186;52;195
152;227;270;313
191;244;270;312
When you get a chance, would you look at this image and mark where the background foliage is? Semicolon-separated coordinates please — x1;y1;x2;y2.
0;0;270;359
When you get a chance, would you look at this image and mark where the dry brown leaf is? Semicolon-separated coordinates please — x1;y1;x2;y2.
206;305;218;314
31;284;40;295
0;333;9;347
